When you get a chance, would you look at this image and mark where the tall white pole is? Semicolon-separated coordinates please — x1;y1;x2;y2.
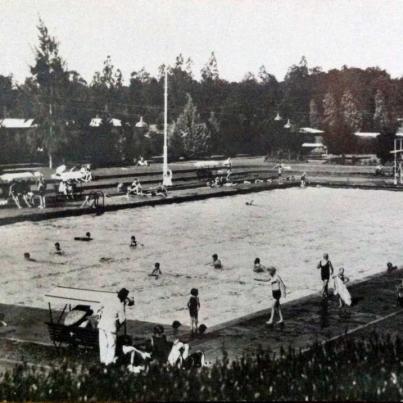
162;66;172;186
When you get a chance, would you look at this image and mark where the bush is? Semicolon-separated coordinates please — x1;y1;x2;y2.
1;333;403;401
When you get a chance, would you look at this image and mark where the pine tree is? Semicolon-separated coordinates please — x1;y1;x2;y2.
172;94;211;158
322;92;338;131
185;58;193;78
340;90;362;132
201;52;219;81
309;99;321;128
373;89;389;130
30;18;70;168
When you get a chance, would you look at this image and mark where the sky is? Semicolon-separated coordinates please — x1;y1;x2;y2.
1;0;403;84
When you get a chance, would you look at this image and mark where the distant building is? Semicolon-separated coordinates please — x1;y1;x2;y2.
299;127;327;158
0;119;38;164
0;118;37;129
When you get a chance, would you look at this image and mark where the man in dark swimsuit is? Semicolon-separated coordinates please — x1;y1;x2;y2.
317;253;334;298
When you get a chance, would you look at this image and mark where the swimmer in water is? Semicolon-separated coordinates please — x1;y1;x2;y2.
149;262;162;279
74;232;93;241
130;236;137;247
245;200;254;206
212;254;223;270
54;242;64;255
24;252;36;262
253;258;266;273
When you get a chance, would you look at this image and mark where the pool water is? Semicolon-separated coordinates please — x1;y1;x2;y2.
1;187;402;327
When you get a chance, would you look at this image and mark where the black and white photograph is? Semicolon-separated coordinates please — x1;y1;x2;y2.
1;0;403;401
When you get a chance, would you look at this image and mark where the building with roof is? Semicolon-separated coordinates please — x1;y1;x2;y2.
0;118;37;129
298;127;327;158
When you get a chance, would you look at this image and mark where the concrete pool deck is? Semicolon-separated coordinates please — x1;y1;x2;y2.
0;175;402;226
0;268;402;367
0;180;299;225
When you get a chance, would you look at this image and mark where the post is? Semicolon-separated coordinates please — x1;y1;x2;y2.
162;67;172;186
394;138;398;185
49;103;53;169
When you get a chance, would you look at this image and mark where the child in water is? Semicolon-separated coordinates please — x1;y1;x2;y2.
130;236;137;247
212;254;223;269
187;288;200;334
54;242;64;255
149;263;162;279
253;258;266;273
24;252;36;262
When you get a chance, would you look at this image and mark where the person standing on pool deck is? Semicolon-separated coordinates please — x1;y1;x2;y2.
187;288;200;334
98;288;130;365
317;253;334;298
266;267;286;325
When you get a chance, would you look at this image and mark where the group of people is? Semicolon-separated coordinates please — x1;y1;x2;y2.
251;253;355;327
58;180;77;199
207;168;233;188
123;179;168;198
78;286;204;371
9;175;46;209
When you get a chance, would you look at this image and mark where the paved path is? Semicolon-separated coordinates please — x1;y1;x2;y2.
188;269;403;361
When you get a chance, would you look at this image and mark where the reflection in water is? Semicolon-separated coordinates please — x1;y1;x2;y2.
1;188;402;326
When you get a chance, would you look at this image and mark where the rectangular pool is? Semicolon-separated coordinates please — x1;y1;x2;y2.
1;187;402;327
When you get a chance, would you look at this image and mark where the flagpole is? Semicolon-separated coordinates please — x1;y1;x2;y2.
162;65;172;186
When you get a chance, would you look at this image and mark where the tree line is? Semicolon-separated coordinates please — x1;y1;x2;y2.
1;19;402;167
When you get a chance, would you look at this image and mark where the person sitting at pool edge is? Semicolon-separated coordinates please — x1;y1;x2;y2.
387;262;398;274
212;254;223;269
253;258;266;273
149;262;162;279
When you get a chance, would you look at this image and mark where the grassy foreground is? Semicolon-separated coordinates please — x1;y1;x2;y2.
1;332;403;401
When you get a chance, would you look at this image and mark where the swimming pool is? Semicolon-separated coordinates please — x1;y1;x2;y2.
1;187;402;327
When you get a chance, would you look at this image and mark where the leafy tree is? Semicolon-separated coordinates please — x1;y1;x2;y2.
0;75;16;117
258;65;276;85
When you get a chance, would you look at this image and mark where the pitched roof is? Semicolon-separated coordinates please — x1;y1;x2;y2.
302;142;326;148
299;127;325;134
0;118;37;129
354;132;380;138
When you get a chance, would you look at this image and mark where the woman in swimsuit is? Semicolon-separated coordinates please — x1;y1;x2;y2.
260;267;286;325
317;253;334;298
332;267;351;308
268;267;286;325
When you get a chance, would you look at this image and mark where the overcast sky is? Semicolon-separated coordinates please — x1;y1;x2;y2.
1;0;403;84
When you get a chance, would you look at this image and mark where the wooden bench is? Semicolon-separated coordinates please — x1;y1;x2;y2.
46;322;99;351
